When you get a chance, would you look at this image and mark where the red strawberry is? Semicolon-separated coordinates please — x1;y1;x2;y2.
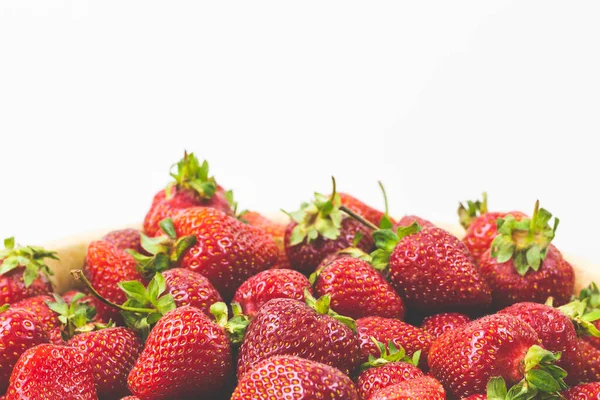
420;312;471;339
395;215;435;229
127;306;233;400
68;327;142;399
5;343;97;399
338;192;388;227
103;229;143;253
586;320;600;349
461;395;486;400
231;355;360;400
479;202;574;308
120;397;140;400
367;376;446;400
0;237;55;305
162;268;223;316
284;183;374;274
83;240;143;322
429;314;567;398
312;257;405;320
242;211;291;269
356;316;432;368
232;269;312;317
11;295;62;344
563;382;600;399
575;339;600;383
143;153;231;236
458;193;527;262
0;305;49;394
237;294;359;378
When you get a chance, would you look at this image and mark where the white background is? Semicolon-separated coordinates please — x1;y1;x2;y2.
1;2;599;264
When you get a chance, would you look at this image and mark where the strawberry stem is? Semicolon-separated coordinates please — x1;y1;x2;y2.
340;205;379;231
378;181;389;217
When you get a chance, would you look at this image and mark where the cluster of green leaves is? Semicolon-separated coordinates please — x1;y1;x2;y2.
360;338;421;371
370;223;421;271
304;288;356;331
46;293;108;341
285;191;343;246
0;237;58;286
166;151;217;199
458;192;488;229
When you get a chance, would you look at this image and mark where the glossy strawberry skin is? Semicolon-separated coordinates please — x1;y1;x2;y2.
395;215;435;229
479;244;575;309
562;382;600;399
585;320;600;349
103;229;143;253
68;327;142;400
0;265;52;305
5;344;97;400
11;295;62;344
356;362;424;399
232;269;312;317
356;317;432;368
173;207;279;300
242;211;291;269
389;227;491;315
339;192;387;226
420;312;471;339
162;268;223;316
461;395;487;400
143;186;230;237
367;376;446;400
237;298;359;378
462;211;527;263
127;306;232;400
428;314;540;398
314;258;405;320
83;241;143;323
232;355;360;400
0;308;49;394
574;339;600;383
285;217;374;275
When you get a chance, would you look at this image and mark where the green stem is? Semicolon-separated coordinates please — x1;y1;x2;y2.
529;200;540;241
329;176;338;203
70;270;157;314
378;181;389;216
340;205;379;231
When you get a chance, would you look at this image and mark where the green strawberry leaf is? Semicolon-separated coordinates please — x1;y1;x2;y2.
0;238;58;287
487;376;508;400
458;193;488;229
210;301;250;345
168;152;217;200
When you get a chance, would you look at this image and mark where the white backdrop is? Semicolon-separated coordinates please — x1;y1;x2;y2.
1;1;599;264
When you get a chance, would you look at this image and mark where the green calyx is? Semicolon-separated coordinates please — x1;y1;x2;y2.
166;151;217;200
458;192;488;229
225;190;247;220
0;304;9;313
360;338;420;371
46;293;111;341
369;223;421;272
558;298;600;338
0;237;58;287
490;201;559;276
128;218;197;280
577;282;600;310
284;177;344;246
209;301;250;345
487;346;567;400
304;288;356;332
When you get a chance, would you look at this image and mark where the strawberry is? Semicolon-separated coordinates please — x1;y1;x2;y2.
420;312;471;339
45;292;106;342
479;201;575;308
563;382;600;399
242;211;291;269
458;193;528;262
356;316;432;368
312;257;405;320
162;268;223;316
284;181;374;274
120;397;140;400
0;237;56;305
143;152;231;236
461;395;486;400
103;229;144;253
127;306;233;400
428;314;567;398
5;343;97;399
11;295;62;344
395;215;435;229
232;269;312;317
355;340;424;399
338;191;388;227
575;339;600;383
83;240;143;323
231;355;360;400
367;376;446;400
0;305;49;394
68;327;142;399
237;293;359;378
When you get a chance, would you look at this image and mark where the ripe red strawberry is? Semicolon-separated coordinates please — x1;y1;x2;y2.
284;183;374;274
479;202;574;308
11;295;62;344
368;376;446;400
127;306;233;400
420;312;471;339
312;257;405;320
120;397;140;400
429;314;567;398
232;269;312;317
143;153;231;236
575;339;600;383
0;305;49;394
83;240;143;322
563;382;600;399
458;193;527;262
237;294;359;378
103;229;143;253
356;316;432;368
162;268;223;316
5;343;97;399
461;395;486;400
0;237;55;305
232;355;360;400
395;215;435;229
338;192;388;227
242;211;291;269
68;327;142;399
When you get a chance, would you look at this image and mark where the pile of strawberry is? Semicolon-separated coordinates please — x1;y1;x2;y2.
2;152;600;400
